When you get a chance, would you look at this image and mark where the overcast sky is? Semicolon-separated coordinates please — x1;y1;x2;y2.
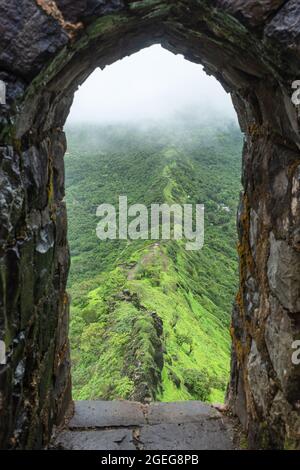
67;45;236;124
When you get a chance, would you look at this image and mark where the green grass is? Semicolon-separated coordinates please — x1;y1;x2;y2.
65;118;242;403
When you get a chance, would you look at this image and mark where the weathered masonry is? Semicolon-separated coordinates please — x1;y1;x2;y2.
0;0;300;450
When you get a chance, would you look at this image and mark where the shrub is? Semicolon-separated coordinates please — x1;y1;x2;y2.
183;369;212;401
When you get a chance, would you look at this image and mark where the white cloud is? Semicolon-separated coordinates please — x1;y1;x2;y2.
67;44;236;124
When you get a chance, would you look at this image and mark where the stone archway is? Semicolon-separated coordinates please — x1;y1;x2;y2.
0;0;300;450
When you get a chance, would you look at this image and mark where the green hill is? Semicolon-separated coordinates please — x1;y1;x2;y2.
65;118;242;403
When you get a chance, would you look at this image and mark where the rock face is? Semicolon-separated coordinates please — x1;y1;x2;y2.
0;0;300;450
268;232;300;313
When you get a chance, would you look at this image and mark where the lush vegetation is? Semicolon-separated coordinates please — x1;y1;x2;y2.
65;117;242;403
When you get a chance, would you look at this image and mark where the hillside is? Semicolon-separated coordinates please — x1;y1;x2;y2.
65;119;242;403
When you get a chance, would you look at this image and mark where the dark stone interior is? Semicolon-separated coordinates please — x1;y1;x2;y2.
0;0;300;449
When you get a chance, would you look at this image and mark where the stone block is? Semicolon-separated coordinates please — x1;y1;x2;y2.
267;232;300;313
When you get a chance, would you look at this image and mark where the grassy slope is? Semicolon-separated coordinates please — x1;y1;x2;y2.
65;119;242;403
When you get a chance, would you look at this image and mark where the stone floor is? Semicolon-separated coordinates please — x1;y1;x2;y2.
53;401;237;450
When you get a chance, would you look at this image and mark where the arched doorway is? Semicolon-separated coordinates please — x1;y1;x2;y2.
0;0;299;449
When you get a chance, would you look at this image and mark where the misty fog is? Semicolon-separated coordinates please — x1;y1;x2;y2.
66;45;237;126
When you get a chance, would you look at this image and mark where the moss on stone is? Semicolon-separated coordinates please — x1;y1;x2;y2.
284;436;299;451
129;0;165;12
86;14;129;40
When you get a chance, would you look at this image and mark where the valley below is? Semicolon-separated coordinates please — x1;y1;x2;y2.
65;118;242;404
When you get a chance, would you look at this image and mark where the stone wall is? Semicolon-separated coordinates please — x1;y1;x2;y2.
0;0;299;449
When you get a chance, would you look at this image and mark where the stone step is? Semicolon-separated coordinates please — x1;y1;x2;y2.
146;401;219;425
69;400;146;428
53;400;236;450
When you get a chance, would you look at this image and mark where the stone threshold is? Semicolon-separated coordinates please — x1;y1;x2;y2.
52;400;237;450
